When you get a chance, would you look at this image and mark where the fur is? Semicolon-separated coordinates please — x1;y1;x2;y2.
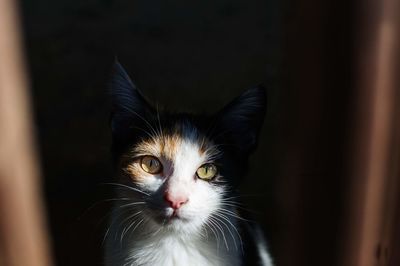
104;61;273;266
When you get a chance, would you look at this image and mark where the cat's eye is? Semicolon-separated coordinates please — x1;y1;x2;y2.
140;156;162;174
196;164;217;181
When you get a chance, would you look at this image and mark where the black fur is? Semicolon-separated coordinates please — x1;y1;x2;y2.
109;61;270;265
110;61;266;182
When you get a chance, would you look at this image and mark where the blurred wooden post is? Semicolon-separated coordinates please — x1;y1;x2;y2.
0;0;52;265
341;0;400;265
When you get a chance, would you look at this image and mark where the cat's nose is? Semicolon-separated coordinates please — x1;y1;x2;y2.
164;192;188;209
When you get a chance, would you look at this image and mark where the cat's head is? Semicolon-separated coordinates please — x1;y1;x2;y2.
109;61;266;235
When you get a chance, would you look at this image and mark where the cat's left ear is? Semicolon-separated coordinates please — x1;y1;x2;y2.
216;86;266;153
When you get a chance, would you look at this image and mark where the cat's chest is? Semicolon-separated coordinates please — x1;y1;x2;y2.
127;235;238;266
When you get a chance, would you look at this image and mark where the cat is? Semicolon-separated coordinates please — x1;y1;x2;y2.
104;61;274;266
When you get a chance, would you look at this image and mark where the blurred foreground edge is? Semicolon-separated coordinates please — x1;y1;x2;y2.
340;0;400;265
0;0;53;265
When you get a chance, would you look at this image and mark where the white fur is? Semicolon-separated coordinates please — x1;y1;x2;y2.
105;128;271;266
254;227;274;266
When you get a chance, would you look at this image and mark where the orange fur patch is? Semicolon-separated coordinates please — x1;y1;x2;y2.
119;124;219;182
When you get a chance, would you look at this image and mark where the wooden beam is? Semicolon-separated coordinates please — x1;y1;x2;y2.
340;0;400;265
0;0;52;265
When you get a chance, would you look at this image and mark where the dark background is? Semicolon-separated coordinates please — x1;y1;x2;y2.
20;0;357;265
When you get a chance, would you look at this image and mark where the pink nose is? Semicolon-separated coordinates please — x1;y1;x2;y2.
164;192;188;209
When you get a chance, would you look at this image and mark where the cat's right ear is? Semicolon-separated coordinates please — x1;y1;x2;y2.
109;61;154;139
215;86;266;154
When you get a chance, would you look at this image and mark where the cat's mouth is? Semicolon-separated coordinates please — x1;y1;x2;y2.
168;210;191;222
151;209;190;225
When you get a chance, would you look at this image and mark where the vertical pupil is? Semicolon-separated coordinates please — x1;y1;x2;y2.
149;159;153;168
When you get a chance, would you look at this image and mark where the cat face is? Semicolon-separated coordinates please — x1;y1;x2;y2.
110;61;266;235
117;124;224;233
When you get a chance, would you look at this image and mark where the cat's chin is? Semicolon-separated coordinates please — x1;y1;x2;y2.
144;210;205;234
152;212;191;225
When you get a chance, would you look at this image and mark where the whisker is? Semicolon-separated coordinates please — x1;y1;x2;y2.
131;125;159;141
78;197;133;221
200;225;209;240
217;208;251;222
213;213;244;253
123;217;145;242
103;206;144;245
118;202;146;209
151;224;163;237
219;199;244;205
220;202;257;214
209;217;229;251
102;227;110;246
119;211;143;243
211;214;238;251
128;109;160;140
155;104;165;140
101;182;150;196
221;195;243;201
205;220;220;251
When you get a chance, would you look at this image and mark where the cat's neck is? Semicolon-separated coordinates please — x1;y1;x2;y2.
105;211;242;266
127;228;223;266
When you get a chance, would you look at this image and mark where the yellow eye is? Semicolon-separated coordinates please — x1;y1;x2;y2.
140;156;162;174
196;164;217;181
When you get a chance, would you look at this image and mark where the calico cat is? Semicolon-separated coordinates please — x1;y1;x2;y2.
104;61;273;266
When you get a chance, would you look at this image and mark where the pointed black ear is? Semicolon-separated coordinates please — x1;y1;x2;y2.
217;86;266;153
110;61;154;140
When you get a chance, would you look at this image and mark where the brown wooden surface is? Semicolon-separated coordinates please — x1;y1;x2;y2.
0;0;52;265
340;0;400;265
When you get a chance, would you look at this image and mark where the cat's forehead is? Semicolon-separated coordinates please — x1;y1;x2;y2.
131;122;219;162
